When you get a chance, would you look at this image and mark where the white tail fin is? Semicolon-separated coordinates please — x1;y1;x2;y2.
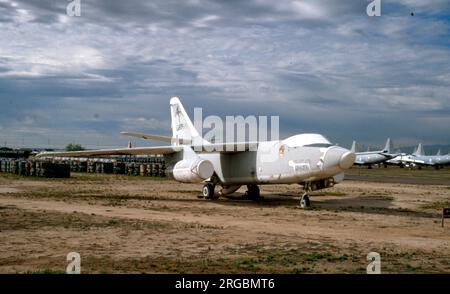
382;138;393;153
170;97;209;146
413;143;424;156
350;141;356;153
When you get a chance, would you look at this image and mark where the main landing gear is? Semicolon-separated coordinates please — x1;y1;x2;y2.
202;182;263;201
244;184;263;201
202;174;220;200
202;183;219;199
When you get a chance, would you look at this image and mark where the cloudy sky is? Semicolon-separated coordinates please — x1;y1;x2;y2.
0;0;449;150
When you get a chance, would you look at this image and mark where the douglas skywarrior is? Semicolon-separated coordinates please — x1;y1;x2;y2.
37;97;356;208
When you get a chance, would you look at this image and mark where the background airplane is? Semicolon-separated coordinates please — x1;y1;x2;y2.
397;143;450;169
430;149;450;167
386;151;408;167
36;97;356;208
350;138;396;168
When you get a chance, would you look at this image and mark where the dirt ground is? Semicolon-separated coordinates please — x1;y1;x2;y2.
0;167;449;273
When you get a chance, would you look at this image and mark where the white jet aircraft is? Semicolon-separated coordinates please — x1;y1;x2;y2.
396;143;450;170
36;97;356;208
350;138;396;168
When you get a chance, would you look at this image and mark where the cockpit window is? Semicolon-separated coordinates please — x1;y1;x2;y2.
282;134;332;147
303;143;333;148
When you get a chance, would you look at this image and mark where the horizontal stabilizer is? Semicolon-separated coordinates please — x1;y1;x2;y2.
120;132;173;142
121;132;194;145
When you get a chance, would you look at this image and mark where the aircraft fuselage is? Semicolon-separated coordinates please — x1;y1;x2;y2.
354;153;391;165
167;140;354;185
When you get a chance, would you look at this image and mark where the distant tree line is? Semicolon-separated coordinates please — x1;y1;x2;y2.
65;144;85;151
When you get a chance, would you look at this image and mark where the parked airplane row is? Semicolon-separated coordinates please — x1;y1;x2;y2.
351;139;450;169
34;97;448;209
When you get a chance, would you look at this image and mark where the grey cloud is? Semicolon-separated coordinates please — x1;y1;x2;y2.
0;0;449;148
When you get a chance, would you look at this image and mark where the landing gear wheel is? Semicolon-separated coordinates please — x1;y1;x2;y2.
245;185;262;201
202;183;216;199
300;193;310;209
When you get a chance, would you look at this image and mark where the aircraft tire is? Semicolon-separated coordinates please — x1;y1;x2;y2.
246;185;261;200
202;183;216;199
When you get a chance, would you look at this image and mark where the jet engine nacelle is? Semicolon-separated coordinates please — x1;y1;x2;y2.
172;158;214;183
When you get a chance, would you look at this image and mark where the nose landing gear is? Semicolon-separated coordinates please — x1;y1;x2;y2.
300;182;314;209
300;192;310;209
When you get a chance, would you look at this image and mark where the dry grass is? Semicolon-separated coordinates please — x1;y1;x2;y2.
1;169;450;273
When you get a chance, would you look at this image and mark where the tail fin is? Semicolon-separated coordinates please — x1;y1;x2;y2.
170;97;209;146
382;138;393;153
413;143;424;156
350;141;356;153
436;149;441;156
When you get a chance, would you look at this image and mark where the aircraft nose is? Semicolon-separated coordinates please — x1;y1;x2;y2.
323;147;355;170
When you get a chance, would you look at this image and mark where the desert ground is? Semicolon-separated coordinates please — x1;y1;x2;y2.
0;167;449;273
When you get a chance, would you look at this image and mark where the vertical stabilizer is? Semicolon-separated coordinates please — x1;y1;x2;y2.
350;141;356;153
382;138;393;153
412;143;424;156
170;97;209;146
